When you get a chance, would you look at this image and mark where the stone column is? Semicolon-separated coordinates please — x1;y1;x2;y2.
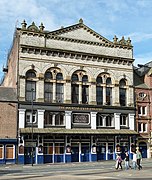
65;111;72;129
114;113;120;130
38;110;45;128
89;78;96;105
53;82;56;103
19;78;25;101
37;78;44;102
129;113;135;130
19;109;26;128
64;77;71;104
90;112;97;129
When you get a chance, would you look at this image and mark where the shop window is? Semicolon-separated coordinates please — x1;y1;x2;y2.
55;143;64;154
43;143;53;154
0;145;3;159
6;145;14;159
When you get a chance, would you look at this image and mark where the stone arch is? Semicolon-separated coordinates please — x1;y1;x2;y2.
117;75;132;86
21;65;41;77
95;69;116;84
69;66;93;81
42;63;67;79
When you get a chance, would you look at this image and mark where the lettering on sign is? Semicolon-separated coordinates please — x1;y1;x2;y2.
73;114;89;124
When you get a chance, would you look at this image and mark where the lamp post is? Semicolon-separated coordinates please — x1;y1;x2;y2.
31;88;34;166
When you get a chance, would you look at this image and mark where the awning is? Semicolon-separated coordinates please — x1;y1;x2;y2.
20;128;138;135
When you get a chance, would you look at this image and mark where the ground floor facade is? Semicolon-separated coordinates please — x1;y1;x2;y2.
17;131;139;164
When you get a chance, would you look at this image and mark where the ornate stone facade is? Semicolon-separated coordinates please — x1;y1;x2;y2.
2;19;137;164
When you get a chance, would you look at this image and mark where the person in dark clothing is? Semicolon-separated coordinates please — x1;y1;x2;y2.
124;152;130;170
116;154;123;170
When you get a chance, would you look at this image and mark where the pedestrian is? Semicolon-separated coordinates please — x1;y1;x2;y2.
124;152;130;170
115;154;123;170
132;151;137;170
136;148;142;170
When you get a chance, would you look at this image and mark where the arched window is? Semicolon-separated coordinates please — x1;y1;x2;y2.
25;70;36;101
56;73;64;103
119;79;126;106
82;75;88;82
96;76;103;105
55;113;64;125
44;71;53;102
56;73;63;80
71;72;89;104
106;77;112;105
71;73;79;103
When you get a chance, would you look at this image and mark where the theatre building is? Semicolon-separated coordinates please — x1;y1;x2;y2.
2;19;137;164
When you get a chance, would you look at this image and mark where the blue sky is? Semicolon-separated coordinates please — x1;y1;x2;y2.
1;0;152;81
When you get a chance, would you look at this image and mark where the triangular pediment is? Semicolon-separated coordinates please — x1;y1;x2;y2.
48;22;112;45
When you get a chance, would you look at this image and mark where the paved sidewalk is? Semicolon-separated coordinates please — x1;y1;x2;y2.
0;158;152;180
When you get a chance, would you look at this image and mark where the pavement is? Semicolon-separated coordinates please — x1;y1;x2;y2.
0;158;152;180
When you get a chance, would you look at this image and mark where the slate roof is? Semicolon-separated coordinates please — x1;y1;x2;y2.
0;87;17;102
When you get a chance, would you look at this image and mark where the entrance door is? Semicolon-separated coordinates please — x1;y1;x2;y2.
139;142;147;158
71;143;79;162
108;143;114;160
97;143;106;161
81;143;90;162
24;147;36;164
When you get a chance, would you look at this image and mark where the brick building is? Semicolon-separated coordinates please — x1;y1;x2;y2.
1;19;137;164
0;87;17;164
134;63;152;158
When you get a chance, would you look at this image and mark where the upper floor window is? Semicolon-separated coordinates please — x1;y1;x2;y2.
138;106;147;116
106;116;112;126
55;113;64;125
44;111;53;126
25;70;36;102
119;79;126;106
71;72;89;104
96;76;103;105
26;111;37;124
106;77;112;105
45;72;53;80
120;115;127;126
97;115;103;126
56;73;63;80
138;123;147;132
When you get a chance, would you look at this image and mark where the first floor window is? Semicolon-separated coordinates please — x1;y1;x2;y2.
120;115;127;126
55;113;64;125
26;111;37;124
0;145;3;159
44;111;53;125
97;115;103;126
106;116;112;126
6;145;14;159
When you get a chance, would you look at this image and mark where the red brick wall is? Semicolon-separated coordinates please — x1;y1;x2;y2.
0;102;17;138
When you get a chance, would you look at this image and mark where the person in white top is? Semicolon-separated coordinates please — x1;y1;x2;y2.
132;152;137;170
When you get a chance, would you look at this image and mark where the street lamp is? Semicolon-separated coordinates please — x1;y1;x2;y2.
31;88;34;166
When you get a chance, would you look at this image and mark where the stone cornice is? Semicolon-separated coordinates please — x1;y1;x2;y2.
20;45;134;66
